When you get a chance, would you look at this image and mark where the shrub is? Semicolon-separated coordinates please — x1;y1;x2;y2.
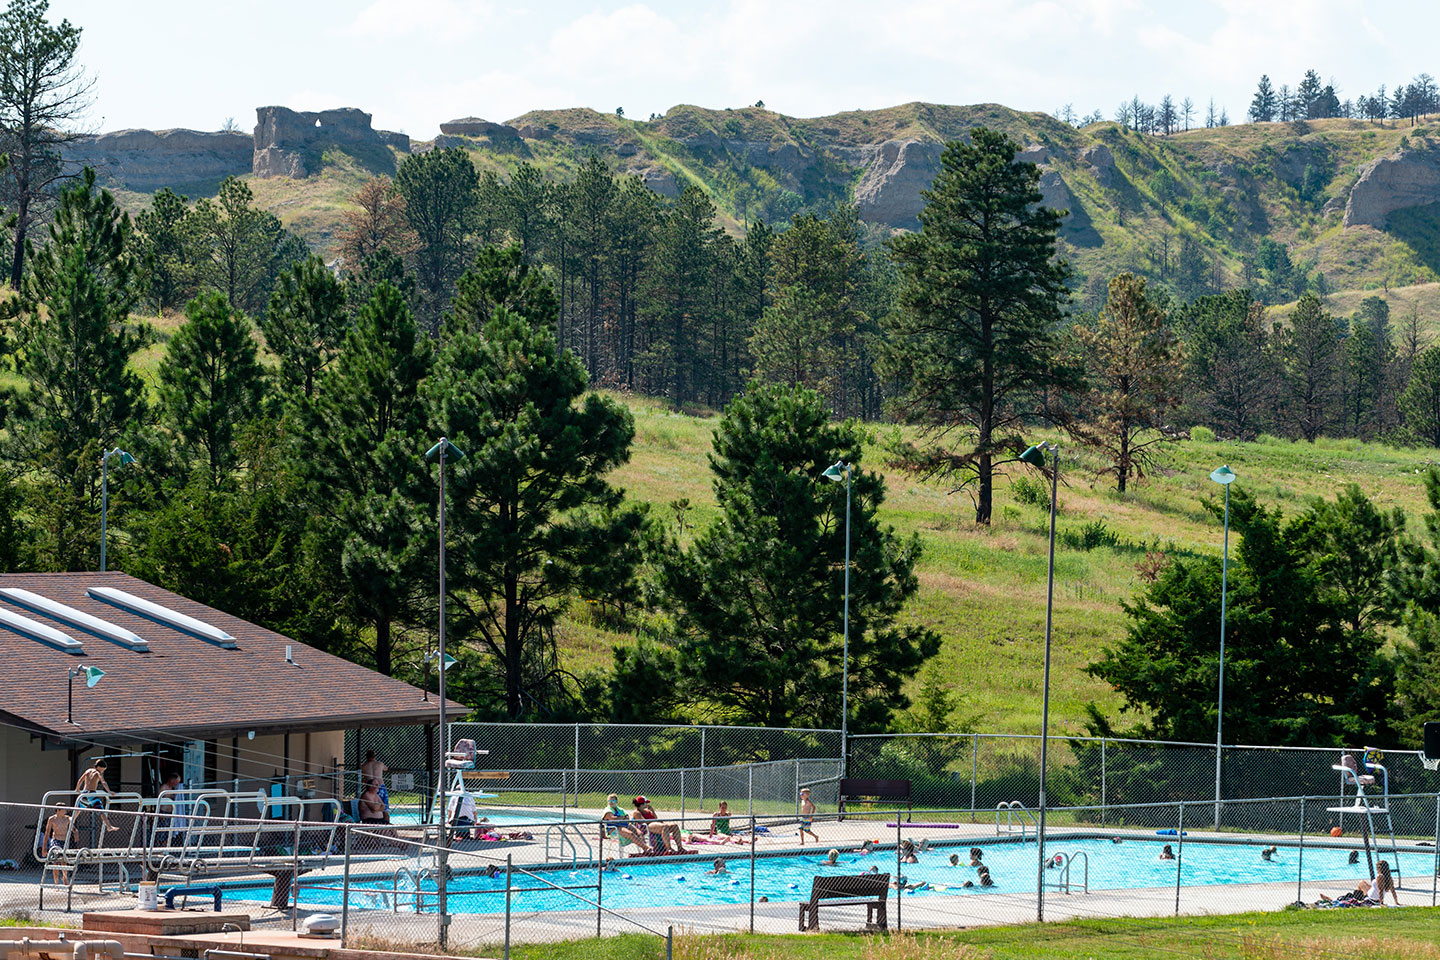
1011;474;1051;509
1062;520;1121;551
1190;425;1216;442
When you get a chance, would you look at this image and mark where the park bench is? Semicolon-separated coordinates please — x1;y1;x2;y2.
837;778;912;821
797;873;889;931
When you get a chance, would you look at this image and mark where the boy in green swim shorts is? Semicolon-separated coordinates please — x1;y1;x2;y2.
798;788;818;845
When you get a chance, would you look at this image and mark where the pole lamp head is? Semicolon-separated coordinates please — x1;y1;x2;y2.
424;438;466;462
1209;464;1236;486
70;665;105;688
1019;442;1056;469
821;461;849;483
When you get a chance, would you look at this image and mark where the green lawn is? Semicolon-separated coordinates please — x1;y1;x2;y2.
505;908;1440;959
565;394;1440;737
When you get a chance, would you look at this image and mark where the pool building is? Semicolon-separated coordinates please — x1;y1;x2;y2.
0;571;458;844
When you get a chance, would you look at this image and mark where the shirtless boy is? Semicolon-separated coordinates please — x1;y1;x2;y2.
75;759;118;831
798;788;819;846
42;806;72;884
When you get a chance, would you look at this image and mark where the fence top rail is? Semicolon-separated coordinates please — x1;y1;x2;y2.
450;721;842;735
509;863;669;938
848;731;1429;755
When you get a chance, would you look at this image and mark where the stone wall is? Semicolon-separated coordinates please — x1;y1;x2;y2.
252;105;390;178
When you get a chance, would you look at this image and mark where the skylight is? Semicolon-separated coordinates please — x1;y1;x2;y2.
87;586;237;649
0;588;148;651
0;607;84;653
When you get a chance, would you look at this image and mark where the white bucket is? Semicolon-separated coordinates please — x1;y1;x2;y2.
137;882;158;911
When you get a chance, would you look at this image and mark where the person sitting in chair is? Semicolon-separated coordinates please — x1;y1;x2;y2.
634;797;691;855
359;779;387;825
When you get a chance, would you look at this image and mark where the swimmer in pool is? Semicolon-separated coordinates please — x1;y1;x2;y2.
948;853;961;867
1260;845;1277;862
706;858;728;875
859;840;875;855
601;859;618;873
918;838;930;852
900;839;918;864
1348;850;1359;865
824;849;839;866
969;848;984;866
1159;844;1176;861
867;865;880;875
977;866;995;887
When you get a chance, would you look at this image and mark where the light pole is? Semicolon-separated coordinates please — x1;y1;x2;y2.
1209;464;1236;830
67;665;106;724
1019;440;1058;923
424;436;463;950
99;448;135;572
822;460;851;777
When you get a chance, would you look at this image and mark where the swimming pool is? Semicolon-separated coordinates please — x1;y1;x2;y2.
224;837;1437;913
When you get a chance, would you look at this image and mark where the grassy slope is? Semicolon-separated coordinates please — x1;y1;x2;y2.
508;907;1440;959
561;394;1440;736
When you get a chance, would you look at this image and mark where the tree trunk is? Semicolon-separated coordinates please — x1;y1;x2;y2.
10;188;29;289
376;617;393;677
976;305;995;525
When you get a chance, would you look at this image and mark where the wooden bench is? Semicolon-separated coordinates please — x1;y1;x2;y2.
837;778;912;821
798;874;889;931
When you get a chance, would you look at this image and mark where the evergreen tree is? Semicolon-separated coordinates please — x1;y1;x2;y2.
261;256;348;402
1249;75;1277;122
1399;346;1440;448
1062;273;1183;492
607;175;661;390
187;176;305;314
1177;290;1279;439
1394;467;1440;739
134;188;192;314
497;162;552;265
1277;294;1343;441
656;382;939;728
10;167;147;570
568;155;618;379
157;291;266;484
394;148;480;327
641;185;723;408
882;128;1074;525
302;281;432;676
427;250;640;717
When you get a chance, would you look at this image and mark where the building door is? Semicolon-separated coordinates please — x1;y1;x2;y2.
183;740;205;787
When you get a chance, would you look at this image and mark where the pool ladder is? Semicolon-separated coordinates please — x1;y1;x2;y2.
544;822;594;865
391;866;438;913
996;801;1037;841
1042;851;1089;894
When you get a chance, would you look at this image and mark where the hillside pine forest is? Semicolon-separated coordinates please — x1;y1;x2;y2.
4;1;1440;748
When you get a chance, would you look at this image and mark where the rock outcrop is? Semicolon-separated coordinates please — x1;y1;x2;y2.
1081;143;1119;186
440;117;519;139
854;138;944;229
63;129;252;190
252;106;389;178
1036;167;1074;214
377;130;411;152
1016;143;1050;164
1343;144;1440;228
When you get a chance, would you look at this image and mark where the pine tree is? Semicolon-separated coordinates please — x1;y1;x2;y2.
1278;294;1343;441
394;148;480;327
568;155;618;380
261;256;349;402
641;185;723;408
427;250;640;717
187;176;304;315
157;291;266;484
607;175;661;389
1400;347;1440;448
10;167;147;570
1249;75;1277;122
303;281;433;676
134;188;192;314
656;382;939;728
882;128;1074;525
1062;273;1183;492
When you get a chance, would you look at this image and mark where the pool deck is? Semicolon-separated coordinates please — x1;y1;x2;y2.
4;809;1436;948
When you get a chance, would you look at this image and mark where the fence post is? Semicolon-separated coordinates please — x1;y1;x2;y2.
1296;797;1306;906
340;825;352;947
749;815;756;934
895;809;902;931
1174;801;1184;916
596;846;603;938
748;767;754;818
574;724;581;809
504;853;513;960
1100;739;1107;826
667;925;674;960
700;727;707;813
1432;793;1439;908
795;762;801;816
971;734;979;817
291;815;301;931
681;769;686;824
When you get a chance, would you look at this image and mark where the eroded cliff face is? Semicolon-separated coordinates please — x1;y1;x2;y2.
64;129;252;190
1344;143;1440;228
252;106;405;178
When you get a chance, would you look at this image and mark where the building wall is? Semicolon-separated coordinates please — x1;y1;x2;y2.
0;724;75;806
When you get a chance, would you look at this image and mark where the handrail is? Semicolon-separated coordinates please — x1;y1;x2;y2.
995;801;1035;840
543;822;592;864
1043;851;1089;894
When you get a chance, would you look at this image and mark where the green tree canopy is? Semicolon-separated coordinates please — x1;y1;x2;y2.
1088;487;1398;746
395;147;479;326
655;382;939;729
1399;346;1440;448
882;127;1074;524
262;255;348;402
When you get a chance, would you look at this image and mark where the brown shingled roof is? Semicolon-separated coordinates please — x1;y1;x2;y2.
0;572;464;740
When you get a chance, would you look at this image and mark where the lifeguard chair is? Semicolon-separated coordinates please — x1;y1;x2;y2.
427;739;502;832
1329;748;1401;883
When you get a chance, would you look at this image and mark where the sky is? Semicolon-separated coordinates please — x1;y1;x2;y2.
44;0;1435;137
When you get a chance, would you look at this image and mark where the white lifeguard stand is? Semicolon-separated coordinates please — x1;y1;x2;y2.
1329;749;1401;883
427;739;499;831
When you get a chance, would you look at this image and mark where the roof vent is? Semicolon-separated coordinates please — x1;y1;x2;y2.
0;606;84;653
87;586;237;649
0;588;149;651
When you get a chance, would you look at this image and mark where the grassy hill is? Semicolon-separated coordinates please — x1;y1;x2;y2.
572;394;1440;736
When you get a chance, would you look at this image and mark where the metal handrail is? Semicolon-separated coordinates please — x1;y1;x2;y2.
543;822;592;864
1043;851;1089;894
996;801;1035;840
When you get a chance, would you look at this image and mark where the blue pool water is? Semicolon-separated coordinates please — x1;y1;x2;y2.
224;837;1438;914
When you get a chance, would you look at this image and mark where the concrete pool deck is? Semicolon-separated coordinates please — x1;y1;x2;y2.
3;811;1435;948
